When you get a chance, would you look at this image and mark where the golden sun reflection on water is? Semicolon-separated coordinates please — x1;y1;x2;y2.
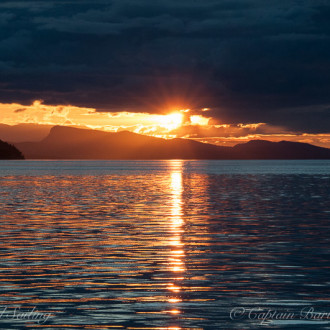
0;161;328;329
166;161;185;315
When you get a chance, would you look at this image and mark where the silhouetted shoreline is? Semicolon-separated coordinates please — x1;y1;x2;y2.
0;139;24;159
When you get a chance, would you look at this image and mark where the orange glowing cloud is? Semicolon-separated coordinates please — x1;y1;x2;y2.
0;100;330;148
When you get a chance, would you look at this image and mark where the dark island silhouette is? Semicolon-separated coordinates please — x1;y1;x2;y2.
0;139;24;159
14;125;330;160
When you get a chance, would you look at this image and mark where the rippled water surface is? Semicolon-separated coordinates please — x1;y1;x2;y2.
0;160;329;329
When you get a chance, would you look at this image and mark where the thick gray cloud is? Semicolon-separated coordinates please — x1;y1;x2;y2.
0;0;329;132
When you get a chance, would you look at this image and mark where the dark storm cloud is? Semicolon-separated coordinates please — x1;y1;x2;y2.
0;0;329;132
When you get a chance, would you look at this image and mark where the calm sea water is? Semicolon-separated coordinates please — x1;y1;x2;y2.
0;160;329;329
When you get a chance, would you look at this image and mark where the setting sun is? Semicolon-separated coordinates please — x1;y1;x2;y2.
159;112;184;130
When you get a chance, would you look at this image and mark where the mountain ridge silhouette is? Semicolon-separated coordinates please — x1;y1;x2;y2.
14;125;330;160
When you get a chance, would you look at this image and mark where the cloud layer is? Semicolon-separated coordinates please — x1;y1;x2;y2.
0;0;329;132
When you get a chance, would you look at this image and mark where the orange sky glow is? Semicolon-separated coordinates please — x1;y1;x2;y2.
1;100;330;148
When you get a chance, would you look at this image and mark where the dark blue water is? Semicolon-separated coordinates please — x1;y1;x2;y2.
0;160;329;329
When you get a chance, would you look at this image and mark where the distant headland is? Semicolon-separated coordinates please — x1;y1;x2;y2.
8;126;330;160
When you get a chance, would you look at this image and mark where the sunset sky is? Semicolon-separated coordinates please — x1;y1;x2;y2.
0;0;329;147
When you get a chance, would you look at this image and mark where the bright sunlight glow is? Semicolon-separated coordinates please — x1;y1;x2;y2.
159;113;184;130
